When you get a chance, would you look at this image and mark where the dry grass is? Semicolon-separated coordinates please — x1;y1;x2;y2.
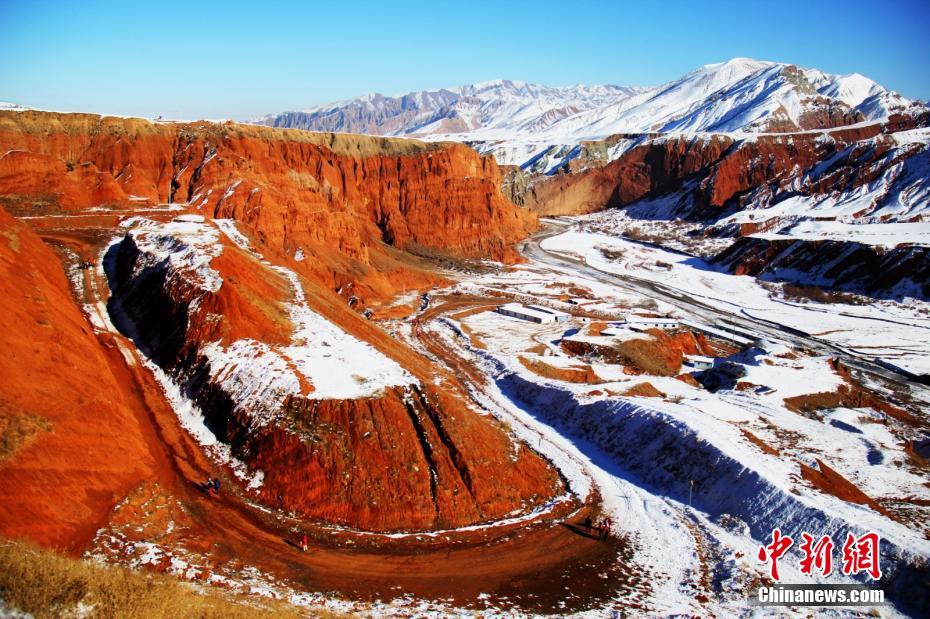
0;538;342;619
560;336;682;376
597;246;626;261
518;356;600;384
621;226;664;245
0;403;52;463
620;382;666;398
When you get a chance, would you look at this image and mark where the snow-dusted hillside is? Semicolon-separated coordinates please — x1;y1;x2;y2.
256;59;922;169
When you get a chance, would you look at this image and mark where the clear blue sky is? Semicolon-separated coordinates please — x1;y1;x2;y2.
1;0;928;120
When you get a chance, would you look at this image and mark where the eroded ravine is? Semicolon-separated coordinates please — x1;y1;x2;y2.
46;212;635;613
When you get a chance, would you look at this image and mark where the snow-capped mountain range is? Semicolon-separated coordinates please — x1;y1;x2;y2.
256;58;923;168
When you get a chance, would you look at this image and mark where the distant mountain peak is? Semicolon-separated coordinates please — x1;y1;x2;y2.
0;101;31;111
255;58;923;171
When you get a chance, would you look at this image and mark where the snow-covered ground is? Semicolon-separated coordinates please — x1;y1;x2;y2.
417;244;930;615
541;229;930;376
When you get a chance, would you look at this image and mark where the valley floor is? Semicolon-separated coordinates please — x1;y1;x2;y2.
6;205;930;617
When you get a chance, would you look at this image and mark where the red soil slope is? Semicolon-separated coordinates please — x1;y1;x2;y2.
0;206;158;551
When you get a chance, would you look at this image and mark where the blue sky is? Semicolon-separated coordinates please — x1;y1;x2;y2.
1;0;928;120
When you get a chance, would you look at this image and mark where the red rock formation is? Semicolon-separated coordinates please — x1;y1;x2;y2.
518;355;601;384
800;459;892;518
713;237;930;300
245;387;561;530
0;206;158;550
560;328;710;377
522;116;926;218
0;111;559;533
108;220;563;532
524;136;733;216
0;111;537;303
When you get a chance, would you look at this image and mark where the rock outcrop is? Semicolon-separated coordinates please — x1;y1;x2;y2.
0;111;537;303
713;237;930;300
522;116;930;218
107;217;563;531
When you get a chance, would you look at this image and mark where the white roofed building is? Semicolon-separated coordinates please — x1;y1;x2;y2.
628;316;680;331
497;303;560;324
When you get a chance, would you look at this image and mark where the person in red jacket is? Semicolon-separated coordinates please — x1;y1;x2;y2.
301;534;309;552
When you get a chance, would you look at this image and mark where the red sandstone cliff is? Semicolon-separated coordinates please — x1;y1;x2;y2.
107;218;562;531
0;111;537;303
0;111;561;534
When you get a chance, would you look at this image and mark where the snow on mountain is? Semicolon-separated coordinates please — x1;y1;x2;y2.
256;59;922;170
0;102;31;112
256;79;643;139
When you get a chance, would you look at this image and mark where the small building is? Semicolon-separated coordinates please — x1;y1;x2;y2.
684;355;714;371
497;303;560;324
628;316;680;331
525;304;571;323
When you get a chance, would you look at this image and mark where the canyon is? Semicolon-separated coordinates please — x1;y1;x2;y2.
0;109;564;534
2;56;929;617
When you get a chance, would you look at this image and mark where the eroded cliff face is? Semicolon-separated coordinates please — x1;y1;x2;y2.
523;136;735;216
522;113;929;220
713;237;930;300
0;111;558;532
0;111;537;303
107;217;563;531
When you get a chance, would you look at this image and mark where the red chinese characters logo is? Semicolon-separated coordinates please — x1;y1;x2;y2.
841;532;882;580
799;533;834;577
757;530;881;582
757;528;793;581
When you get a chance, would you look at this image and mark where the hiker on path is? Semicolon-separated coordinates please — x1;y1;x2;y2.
600;518;611;542
584;516;593;532
301;534;309;552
